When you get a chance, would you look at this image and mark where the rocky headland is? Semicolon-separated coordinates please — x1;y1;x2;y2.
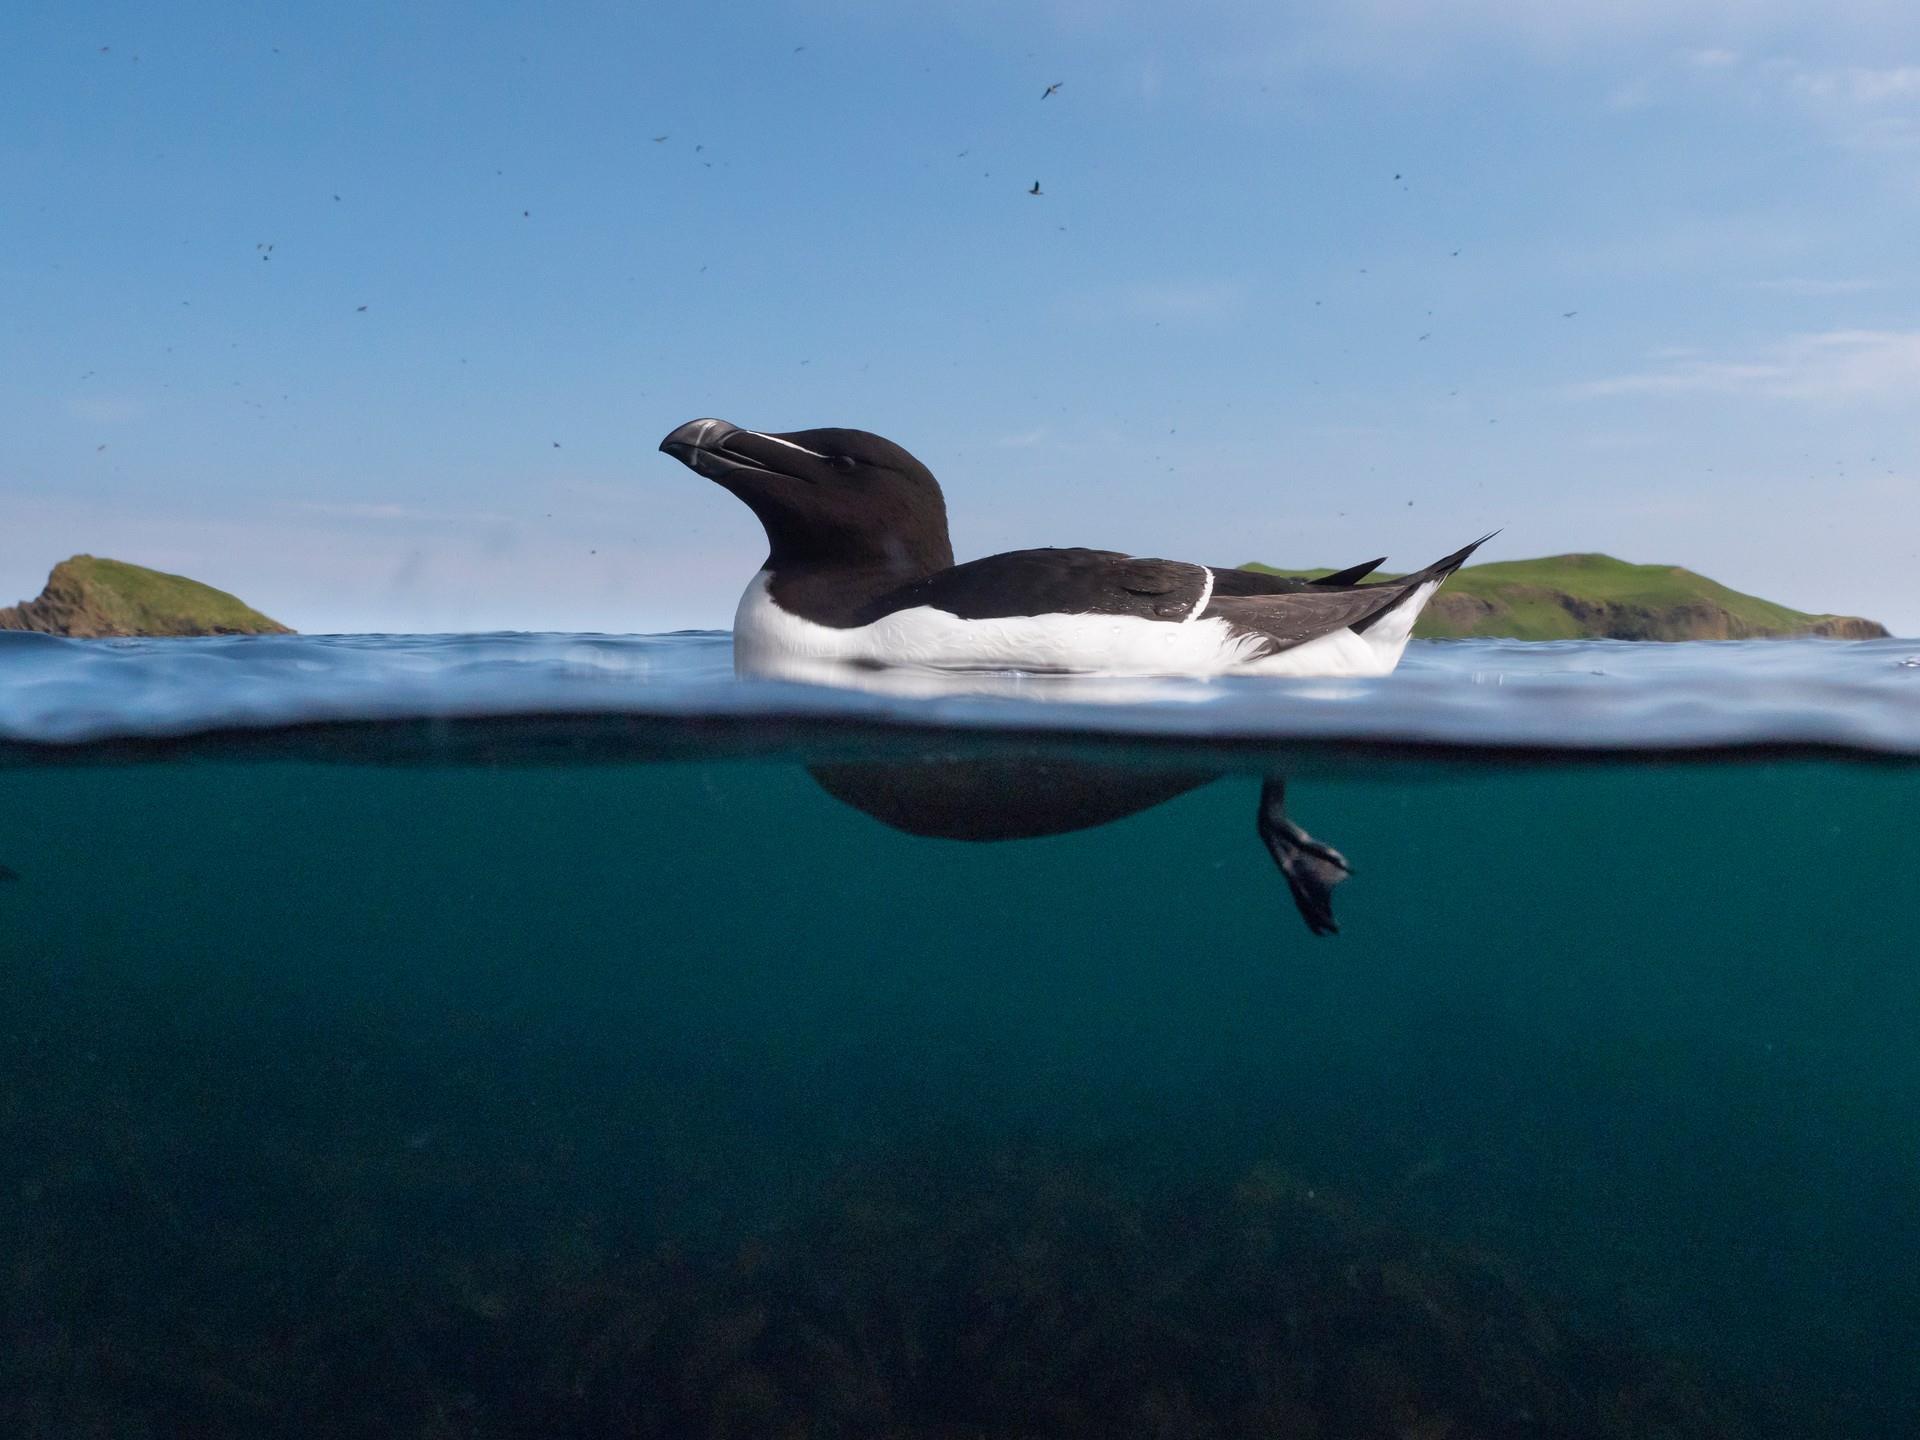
1244;552;1886;641
0;555;291;638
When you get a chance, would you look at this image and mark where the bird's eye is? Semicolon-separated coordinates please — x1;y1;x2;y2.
827;455;856;472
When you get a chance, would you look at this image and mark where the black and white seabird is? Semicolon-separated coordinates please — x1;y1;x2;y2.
657;418;1485;938
659;418;1489;683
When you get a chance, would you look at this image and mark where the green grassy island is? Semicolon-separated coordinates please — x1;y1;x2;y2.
0;551;1888;642
0;556;292;637
1242;552;1887;641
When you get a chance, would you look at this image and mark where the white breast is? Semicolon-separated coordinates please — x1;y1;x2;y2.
731;570;1431;682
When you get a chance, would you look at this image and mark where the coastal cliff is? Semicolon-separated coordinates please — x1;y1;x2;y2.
0;556;292;637
1243;552;1887;641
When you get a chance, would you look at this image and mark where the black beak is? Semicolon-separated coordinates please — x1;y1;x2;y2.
661;418;826;487
660;417;744;475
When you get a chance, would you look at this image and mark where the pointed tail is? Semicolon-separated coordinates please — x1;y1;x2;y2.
1411;529;1500;585
1350;530;1498;635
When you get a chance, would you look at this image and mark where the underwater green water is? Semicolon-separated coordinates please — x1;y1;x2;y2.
3;753;1917;1436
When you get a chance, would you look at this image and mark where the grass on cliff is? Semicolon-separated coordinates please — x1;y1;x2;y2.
56;555;287;635
1241;552;1830;639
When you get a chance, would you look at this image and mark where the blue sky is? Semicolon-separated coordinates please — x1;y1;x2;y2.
4;0;1918;634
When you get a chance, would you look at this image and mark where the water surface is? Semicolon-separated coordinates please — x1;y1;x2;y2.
2;633;1917;1437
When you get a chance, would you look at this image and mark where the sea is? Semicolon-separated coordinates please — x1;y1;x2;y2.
2;629;1918;1439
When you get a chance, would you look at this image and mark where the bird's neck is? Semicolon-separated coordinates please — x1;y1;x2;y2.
763;547;949;629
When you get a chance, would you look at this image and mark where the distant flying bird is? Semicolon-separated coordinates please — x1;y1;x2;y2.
1042;82;1062;99
96;444;106;452
652;135;668;142
1562;310;1577;318
355;304;368;312
333;193;341;201
552;441;561;448
1028;180;1042;195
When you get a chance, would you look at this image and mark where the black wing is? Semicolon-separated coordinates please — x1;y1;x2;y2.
1206;558;1389;597
1315;556;1389;587
1203;533;1493;654
862;548;1212;623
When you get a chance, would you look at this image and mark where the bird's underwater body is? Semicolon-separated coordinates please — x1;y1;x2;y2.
659;417;1492;937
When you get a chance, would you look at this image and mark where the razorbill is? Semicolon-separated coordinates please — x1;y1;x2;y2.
655;417;1438;937
660;418;1489;683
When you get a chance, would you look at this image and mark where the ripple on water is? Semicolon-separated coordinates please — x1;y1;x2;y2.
0;631;1916;758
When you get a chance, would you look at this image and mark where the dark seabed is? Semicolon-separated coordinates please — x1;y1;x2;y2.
2;632;1918;1437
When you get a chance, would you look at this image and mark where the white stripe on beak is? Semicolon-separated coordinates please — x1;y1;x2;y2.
740;430;829;460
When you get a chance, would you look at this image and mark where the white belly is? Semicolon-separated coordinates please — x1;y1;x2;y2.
1236;576;1438;678
731;571;1431;682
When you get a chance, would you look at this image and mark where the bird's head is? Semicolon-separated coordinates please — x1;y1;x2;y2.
659;419;953;576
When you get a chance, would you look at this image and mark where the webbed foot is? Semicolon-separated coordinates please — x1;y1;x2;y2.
1256;778;1350;937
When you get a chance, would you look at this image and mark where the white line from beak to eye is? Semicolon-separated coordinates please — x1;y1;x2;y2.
741;431;829;459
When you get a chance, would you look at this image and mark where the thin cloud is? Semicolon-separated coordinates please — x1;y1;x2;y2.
1741;276;1877;295
297;501;414;521
1787;61;1920;150
1275;1;1920;68
1597;47;1920;163
1575;329;1920;401
883;1;1920;80
1791;63;1920;103
293;500;518;525
1660;50;1920;152
992;427;1051;449
66;394;153;425
1604;77;1655;109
